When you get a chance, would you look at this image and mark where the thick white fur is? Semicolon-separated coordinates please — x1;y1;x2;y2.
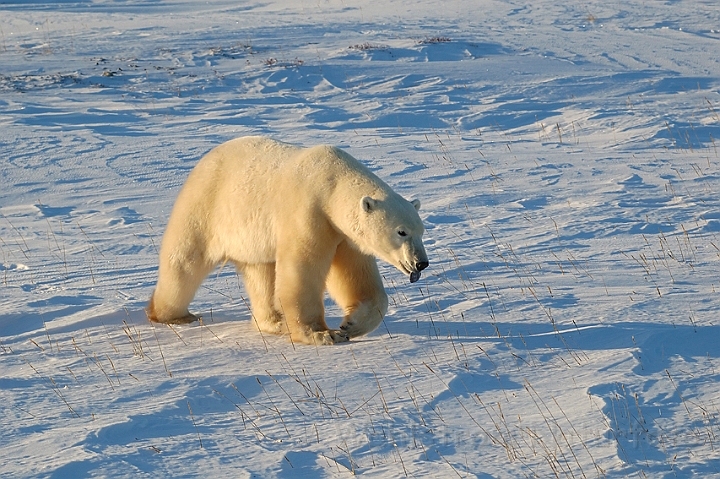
148;136;427;345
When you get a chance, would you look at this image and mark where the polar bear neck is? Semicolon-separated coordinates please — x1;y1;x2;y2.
308;146;393;250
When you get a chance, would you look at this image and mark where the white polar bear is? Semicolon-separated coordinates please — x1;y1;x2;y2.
147;136;428;345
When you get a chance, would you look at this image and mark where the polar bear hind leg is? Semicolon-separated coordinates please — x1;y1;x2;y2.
326;240;389;338
148;256;215;324
238;262;287;335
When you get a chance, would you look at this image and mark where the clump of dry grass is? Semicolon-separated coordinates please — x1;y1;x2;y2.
418;36;452;45
348;43;387;51
263;57;304;68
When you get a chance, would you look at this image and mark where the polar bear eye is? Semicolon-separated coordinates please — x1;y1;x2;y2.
397;230;407;237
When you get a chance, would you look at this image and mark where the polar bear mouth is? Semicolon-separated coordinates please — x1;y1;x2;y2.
399;261;422;283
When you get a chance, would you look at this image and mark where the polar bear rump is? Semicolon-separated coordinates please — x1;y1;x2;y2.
147;136;428;345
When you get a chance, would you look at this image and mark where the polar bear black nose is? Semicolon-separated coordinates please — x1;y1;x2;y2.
416;261;429;271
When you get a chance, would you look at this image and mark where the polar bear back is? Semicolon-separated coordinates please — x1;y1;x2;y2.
163;136;391;266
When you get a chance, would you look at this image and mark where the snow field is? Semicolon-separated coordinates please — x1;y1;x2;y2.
2;0;720;477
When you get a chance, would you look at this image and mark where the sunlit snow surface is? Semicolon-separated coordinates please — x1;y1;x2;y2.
2;0;720;477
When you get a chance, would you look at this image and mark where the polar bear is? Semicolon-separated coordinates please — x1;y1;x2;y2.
147;136;428;345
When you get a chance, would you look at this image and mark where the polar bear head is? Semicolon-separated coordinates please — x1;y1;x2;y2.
356;194;429;283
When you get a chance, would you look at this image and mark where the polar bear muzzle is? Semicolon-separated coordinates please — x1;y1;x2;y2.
410;260;429;283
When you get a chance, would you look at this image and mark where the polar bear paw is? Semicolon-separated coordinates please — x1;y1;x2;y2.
293;329;349;346
148;311;200;325
315;329;350;345
252;312;289;335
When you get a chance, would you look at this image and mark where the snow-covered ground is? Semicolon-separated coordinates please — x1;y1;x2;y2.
2;0;720;477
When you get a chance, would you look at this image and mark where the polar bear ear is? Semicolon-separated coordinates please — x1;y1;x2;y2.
362;197;376;213
411;199;421;211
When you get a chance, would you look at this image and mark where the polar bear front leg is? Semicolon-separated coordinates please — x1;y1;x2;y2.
274;242;349;346
239;262;287;335
326;240;388;338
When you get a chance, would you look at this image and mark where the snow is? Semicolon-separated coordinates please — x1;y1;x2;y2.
1;0;720;477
